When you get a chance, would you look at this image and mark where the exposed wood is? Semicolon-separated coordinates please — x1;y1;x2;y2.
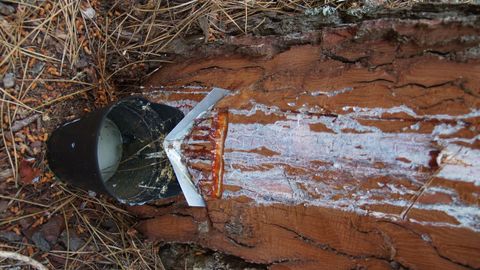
131;11;480;270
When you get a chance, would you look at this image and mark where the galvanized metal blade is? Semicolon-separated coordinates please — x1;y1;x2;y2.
163;88;230;207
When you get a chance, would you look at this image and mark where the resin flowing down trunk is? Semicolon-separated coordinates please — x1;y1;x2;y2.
129;9;480;270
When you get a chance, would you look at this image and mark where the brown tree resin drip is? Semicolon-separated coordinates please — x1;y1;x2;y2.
182;109;229;198
211;110;228;198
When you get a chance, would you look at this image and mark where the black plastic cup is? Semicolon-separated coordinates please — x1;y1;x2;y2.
47;97;184;205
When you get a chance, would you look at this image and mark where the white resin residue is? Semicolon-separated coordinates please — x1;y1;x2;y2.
220;101;480;231
437;144;480;186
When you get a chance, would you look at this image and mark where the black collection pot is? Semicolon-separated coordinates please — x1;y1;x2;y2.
47;97;184;205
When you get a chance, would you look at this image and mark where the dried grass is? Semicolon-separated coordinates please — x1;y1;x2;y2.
0;183;163;269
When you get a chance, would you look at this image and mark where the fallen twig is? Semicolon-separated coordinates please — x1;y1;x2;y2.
10;114;40;132
0;250;48;270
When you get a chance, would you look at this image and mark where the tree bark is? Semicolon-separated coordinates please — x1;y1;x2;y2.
130;8;480;270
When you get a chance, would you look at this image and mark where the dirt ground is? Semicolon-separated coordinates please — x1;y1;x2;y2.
0;0;477;269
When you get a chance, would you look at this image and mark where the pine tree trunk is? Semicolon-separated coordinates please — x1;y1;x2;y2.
129;6;480;270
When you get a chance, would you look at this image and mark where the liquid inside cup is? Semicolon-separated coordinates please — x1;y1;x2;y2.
97;118;123;181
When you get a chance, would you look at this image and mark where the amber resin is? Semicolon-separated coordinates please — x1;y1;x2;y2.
181;109;228;199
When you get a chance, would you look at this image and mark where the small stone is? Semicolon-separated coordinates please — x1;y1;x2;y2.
31;231;51;252
0;231;22;242
3;72;15;88
59;230;85;251
0;2;15;16
30;62;45;75
40;215;65;245
81;7;95;19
